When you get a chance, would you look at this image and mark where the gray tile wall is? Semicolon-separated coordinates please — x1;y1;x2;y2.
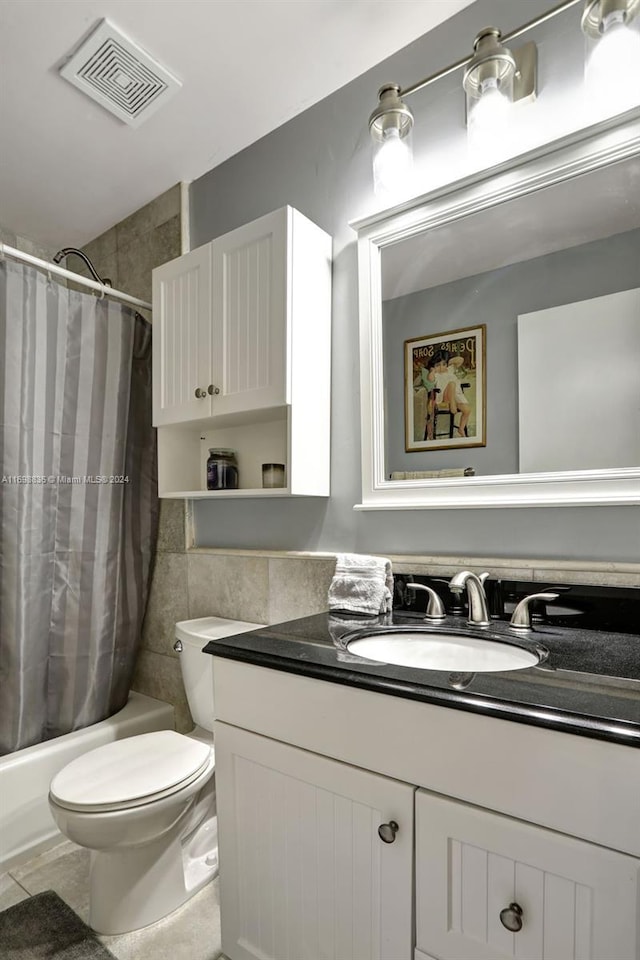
0;222;54;261
78;186;191;728
147;551;337;733
76;183;181;307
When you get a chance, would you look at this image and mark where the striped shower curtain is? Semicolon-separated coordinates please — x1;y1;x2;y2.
0;259;158;754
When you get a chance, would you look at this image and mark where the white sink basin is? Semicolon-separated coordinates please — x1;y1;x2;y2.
346;630;542;673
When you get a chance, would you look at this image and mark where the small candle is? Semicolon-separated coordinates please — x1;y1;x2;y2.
262;463;286;488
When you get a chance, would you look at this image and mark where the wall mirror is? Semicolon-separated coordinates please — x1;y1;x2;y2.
354;110;640;509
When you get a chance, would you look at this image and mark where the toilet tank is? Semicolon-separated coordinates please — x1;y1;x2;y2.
175;617;264;731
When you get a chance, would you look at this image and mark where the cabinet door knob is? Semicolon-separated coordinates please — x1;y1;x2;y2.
208;384;220;396
194;387;207;399
499;902;523;932
377;820;399;843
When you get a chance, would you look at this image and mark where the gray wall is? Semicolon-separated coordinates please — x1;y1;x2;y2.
190;0;640;561
383;228;640;476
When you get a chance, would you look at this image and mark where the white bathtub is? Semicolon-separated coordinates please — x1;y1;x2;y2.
0;691;175;870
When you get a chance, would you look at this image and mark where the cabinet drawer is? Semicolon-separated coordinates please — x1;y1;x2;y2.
416;789;640;960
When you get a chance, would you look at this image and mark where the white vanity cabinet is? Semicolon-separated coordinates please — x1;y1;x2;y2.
215;722;415;960
152;206;332;498
211;659;640;960
415;790;640;960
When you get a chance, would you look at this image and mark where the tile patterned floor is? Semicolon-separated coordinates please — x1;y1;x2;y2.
1;839;224;959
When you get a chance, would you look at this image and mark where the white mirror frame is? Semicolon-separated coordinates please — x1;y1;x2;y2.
353;110;640;510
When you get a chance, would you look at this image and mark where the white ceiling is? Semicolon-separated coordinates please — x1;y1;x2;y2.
0;0;475;249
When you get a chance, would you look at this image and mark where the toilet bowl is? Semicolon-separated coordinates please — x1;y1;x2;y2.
48;616;263;935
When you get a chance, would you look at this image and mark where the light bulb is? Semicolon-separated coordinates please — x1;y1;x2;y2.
586;13;640;118
467;77;513;166
373;128;413;199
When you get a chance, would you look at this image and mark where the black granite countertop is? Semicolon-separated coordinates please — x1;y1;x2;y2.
203;609;640;747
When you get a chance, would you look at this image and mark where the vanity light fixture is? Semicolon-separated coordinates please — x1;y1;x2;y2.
369;83;414;198
365;0;640;196
463;28;537;164
581;0;640;117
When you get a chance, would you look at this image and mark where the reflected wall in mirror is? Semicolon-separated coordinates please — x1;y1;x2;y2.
355;112;640;509
518;287;640;474
382;157;640;480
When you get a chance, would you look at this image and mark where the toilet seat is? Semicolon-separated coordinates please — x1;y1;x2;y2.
50;730;214;813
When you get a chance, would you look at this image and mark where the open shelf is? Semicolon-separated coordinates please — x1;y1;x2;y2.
158;413;289;498
159;487;294;500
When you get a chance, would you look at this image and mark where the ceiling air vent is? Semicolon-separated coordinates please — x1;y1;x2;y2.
59;19;181;127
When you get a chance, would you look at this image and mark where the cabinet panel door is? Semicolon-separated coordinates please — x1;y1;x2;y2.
416;790;640;960
152;245;212;425
211;209;288;416
215;722;415;960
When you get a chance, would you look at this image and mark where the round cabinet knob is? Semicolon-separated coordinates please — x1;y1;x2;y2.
500;902;524;932
194;387;206;399
207;384;220;396
377;820;399;844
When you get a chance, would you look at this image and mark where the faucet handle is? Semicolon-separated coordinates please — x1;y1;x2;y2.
406;583;446;622
510;592;558;631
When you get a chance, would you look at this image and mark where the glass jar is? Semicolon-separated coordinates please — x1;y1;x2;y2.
206;448;239;490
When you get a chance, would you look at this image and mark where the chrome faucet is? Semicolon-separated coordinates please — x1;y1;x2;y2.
448;571;491;627
406;583;446;622
510;592;558;631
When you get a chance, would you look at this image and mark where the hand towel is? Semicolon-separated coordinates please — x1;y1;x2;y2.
390;467;475;480
328;553;394;616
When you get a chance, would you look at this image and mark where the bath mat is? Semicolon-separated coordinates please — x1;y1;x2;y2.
0;890;117;959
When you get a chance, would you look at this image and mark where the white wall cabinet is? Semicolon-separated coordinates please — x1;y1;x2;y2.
152;206;331;497
152;243;212;425
214;722;415;960
415;790;640;960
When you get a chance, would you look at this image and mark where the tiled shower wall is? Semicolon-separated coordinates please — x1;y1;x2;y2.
76;186;194;728
67;189;344;732
74;183;181;311
0;223;53;261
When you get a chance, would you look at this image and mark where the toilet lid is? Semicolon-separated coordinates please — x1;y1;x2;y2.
49;731;212;811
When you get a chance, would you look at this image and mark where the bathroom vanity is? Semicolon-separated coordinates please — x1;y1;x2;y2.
204;592;640;960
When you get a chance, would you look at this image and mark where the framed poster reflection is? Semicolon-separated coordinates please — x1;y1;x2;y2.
405;324;486;452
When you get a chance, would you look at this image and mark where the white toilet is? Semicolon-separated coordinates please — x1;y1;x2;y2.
48;617;263;935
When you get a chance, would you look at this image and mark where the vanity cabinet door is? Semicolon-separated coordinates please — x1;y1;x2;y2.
152;244;212;426
415;789;640;960
215;721;415;960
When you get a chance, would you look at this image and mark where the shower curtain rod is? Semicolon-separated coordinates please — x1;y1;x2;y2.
0;242;152;312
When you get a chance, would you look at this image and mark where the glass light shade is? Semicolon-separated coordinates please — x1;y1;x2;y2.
585;14;640;118
372;128;413;199
463;28;516;101
466;77;513;167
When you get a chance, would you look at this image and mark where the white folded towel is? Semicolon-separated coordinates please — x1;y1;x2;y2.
328;553;394;616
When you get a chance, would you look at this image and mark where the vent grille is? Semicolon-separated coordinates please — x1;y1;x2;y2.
59;19;181;127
